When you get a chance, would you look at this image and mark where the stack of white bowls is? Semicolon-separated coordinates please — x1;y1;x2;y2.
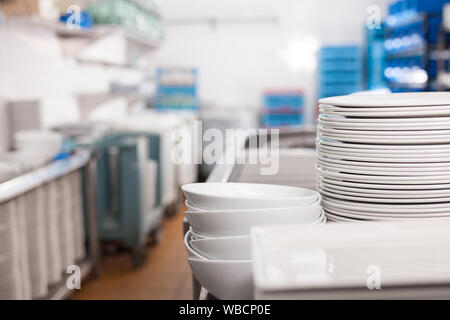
0;200;31;299
14;130;62;171
317;92;450;222
182;182;324;299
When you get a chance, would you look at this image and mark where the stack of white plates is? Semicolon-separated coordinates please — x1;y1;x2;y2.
44;181;63;285
252;220;450;299
182;183;324;299
57;177;75;274
0;200;31;299
68;171;86;261
317;92;450;222
23;189;48;299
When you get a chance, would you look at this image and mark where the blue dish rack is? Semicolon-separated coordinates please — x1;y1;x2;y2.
384;0;450;92
319;46;363;98
366;24;388;90
261;90;304;128
155;67;199;111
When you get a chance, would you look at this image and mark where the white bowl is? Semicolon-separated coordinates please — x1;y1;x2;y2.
184;230;207;260
189;235;251;260
182;183;319;210
185;200;205;211
189;228;212;240
185;204;323;237
188;257;253;300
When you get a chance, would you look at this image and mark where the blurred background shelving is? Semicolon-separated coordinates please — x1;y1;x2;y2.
0;0;449;300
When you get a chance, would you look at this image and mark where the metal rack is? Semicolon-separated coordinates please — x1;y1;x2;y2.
0;150;100;300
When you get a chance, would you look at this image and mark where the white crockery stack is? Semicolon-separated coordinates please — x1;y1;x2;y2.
182;182;324;299
317;92;450;222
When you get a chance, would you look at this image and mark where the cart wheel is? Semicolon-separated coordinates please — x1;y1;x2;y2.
148;227;163;247
165;202;179;218
131;246;148;268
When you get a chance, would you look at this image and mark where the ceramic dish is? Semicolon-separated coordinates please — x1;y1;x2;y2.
189;235;251;260
182;183;319;210
188;257;253;300
319;92;450;107
185;205;323;237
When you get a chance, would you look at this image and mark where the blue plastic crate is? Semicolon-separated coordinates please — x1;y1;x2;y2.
320;71;362;84
261;113;304;127
320;46;362;60
409;0;449;14
264;93;303;108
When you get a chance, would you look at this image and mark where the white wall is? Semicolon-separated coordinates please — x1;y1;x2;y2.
0;0;388;126
0;21;147;128
150;0;389;123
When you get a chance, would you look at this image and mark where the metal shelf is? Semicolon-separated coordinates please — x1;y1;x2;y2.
0;151;90;203
26;16;161;49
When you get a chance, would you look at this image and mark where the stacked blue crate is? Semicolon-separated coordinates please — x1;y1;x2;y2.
261;90;304;128
384;0;450;92
366;24;388;90
319;46;363;98
155;67;199;111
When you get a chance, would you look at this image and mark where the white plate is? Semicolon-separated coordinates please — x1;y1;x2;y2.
318;134;450;145
319;132;450;141
319;118;450;131
322;197;450;214
319;92;450;107
317;146;450;159
317;151;450;163
318;166;450;184
317;139;450;150
182;183;319;210
318;176;450;190
318;126;450;136
320;103;450;112
323;206;450;220
317;160;450;176
319;187;450;204
317;156;450;169
319;105;450;117
319;114;450;123
317;144;450;156
318;181;450;197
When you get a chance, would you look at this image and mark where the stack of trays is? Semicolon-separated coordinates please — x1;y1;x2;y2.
45;181;63;285
182;183;324;299
317;92;450;222
23;189;48;298
0;200;31;299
